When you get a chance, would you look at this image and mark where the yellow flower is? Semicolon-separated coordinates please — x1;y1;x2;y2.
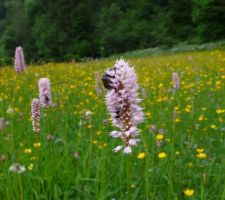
24;149;32;154
196;152;207;159
30;156;36;161
33;142;41;148
103;143;108;147
210;125;217;129
88;92;93;96
87;124;92;129
137;152;146;159
166;138;171;143
145;112;151;117
216;109;225;114
158;152;166;159
184;189;194;197
96;131;101;135
198;115;204;121
158;83;163;88
92;140;98;144
174;106;179;110
156;134;164;140
196;148;204;153
175;118;181;123
28;163;33;171
185;107;191;113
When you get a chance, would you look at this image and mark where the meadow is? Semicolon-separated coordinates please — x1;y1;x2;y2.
0;48;225;200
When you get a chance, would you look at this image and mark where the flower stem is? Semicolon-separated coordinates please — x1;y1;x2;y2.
18;175;23;200
126;155;131;199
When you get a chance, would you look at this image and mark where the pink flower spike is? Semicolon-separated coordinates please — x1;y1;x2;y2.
14;46;26;73
31;98;40;133
172;72;180;89
102;59;144;154
38;78;52;107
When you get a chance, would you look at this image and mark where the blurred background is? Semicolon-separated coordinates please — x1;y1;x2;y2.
0;0;225;65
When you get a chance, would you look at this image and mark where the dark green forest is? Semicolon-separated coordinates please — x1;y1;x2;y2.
0;0;225;65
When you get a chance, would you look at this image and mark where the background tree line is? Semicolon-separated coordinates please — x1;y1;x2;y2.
0;0;225;65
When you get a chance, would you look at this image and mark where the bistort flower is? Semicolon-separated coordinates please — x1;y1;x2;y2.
31;98;40;133
14;46;26;73
172;72;180;89
102;59;144;154
38;78;52;107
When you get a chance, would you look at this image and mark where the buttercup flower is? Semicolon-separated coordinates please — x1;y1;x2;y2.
183;188;194;197
196;148;204;153
196;152;207;159
158;152;167;159
137;152;146;159
24;149;32;154
28;163;34;171
33;142;41;148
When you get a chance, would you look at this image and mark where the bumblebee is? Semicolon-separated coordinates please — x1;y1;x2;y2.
102;67;116;90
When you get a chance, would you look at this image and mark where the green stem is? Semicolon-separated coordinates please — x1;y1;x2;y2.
18;175;23;200
126;155;131;199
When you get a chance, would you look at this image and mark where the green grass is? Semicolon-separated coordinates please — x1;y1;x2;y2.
0;48;225;200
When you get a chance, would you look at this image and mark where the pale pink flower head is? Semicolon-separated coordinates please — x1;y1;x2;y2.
38;78;52;107
102;59;144;154
172;72;180;89
14;46;26;73
31;98;40;133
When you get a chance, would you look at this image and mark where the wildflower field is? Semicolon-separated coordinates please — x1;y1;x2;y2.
0;48;225;200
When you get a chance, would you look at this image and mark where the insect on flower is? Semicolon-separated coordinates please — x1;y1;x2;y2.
102;67;116;90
